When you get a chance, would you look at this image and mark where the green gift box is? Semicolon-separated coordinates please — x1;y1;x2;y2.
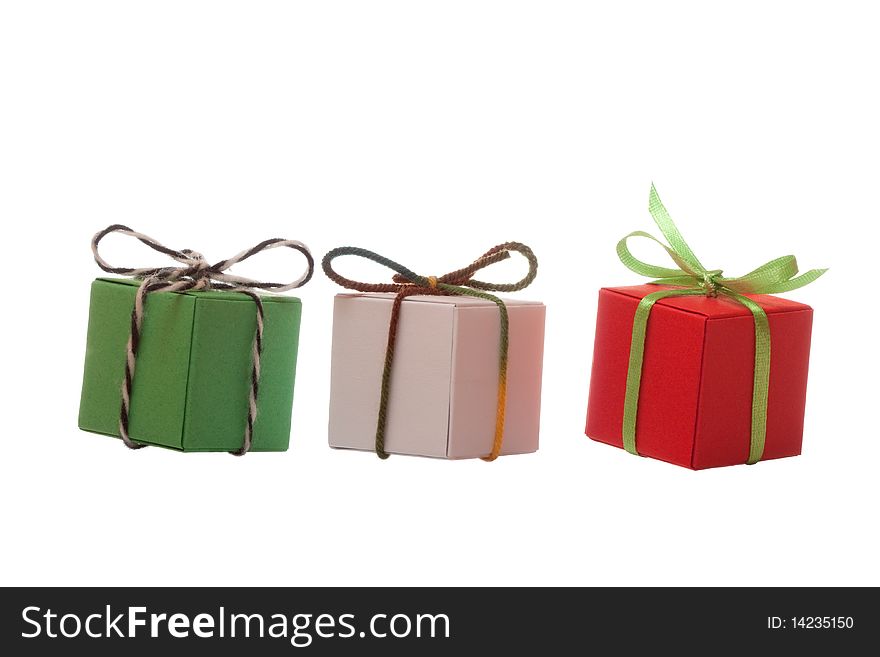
78;278;303;452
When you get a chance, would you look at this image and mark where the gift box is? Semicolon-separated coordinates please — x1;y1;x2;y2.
328;293;546;458
586;285;813;468
78;226;313;453
322;243;544;460
78;278;302;451
585;186;825;469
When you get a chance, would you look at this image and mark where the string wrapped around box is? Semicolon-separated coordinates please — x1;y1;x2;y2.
322;243;538;461
90;225;314;455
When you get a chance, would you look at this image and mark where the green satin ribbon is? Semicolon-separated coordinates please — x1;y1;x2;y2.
618;185;827;464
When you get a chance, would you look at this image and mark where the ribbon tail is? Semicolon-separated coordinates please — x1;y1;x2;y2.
752;268;829;295
648;185;710;274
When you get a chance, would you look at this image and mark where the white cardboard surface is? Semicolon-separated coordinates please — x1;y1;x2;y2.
328;293;546;459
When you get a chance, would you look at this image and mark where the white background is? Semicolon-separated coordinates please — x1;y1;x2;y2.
1;1;877;587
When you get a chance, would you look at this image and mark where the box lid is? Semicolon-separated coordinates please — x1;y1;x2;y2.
604;284;811;319
335;291;543;307
97;277;301;304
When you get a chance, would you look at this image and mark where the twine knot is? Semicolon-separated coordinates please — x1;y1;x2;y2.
158;252;214;289
322;243;538;462
192;267;213;290
91;224;314;455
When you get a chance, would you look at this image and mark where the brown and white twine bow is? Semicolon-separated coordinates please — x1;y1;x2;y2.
92;224;314;455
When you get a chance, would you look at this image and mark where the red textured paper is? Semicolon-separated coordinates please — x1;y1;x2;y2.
585;285;813;469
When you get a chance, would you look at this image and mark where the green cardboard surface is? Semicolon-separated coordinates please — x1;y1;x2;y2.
78;278;302;452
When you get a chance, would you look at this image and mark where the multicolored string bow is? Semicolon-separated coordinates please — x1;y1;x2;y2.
322;243;538;461
92;225;314;455
618;185;827;464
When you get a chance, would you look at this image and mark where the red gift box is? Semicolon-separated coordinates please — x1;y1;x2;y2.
585;284;814;469
586;285;813;470
587;185;825;468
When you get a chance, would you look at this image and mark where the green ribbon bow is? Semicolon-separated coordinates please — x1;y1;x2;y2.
617;185;827;464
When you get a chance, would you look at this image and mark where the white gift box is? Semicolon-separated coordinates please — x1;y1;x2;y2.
328;293;546;459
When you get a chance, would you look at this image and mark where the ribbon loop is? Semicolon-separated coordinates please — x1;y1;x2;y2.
618;186;826;465
322;242;538;461
91;225;314;456
323;243;536;295
619;188;828;296
93;225;315;292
